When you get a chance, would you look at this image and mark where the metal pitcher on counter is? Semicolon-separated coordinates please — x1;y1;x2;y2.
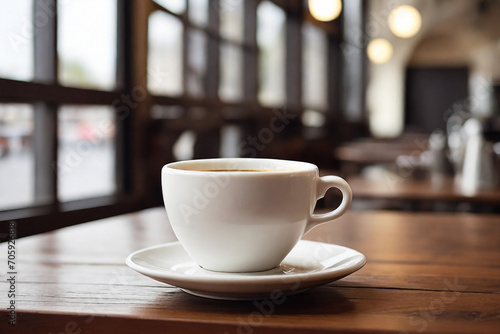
461;117;500;194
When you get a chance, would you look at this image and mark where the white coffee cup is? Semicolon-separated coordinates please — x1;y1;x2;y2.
162;158;352;272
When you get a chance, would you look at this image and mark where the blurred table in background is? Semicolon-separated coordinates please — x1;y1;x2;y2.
348;175;500;212
334;134;428;175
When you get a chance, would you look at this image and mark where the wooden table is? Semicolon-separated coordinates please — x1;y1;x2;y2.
348;176;500;203
1;208;500;333
348;175;500;212
334;135;428;175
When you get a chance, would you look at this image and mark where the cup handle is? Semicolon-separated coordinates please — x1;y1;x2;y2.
305;176;352;233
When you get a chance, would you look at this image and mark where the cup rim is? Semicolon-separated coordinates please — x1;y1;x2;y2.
163;158;318;175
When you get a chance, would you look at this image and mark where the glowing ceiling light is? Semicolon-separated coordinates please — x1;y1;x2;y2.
367;38;393;64
308;0;342;22
388;5;422;38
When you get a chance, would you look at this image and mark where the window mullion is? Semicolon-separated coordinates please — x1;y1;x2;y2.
33;0;58;207
285;10;303;112
115;0;132;195
182;0;189;94
205;0;220;98
243;0;258;102
341;0;367;123
327;35;341;120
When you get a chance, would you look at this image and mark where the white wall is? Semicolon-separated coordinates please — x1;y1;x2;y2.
365;0;500;137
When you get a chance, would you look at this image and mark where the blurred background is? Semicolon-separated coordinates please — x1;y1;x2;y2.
1;0;500;236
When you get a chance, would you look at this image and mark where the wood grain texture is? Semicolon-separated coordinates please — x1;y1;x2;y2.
1;208;500;333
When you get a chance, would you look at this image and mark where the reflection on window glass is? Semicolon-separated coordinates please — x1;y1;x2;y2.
173;131;195;161
58;0;117;90
154;0;185;14
58;106;115;202
302;109;326;127
257;1;285;106
302;23;328;111
189;0;208;27
219;43;243;102
187;29;207;98
0;0;33;81
219;0;244;43
0;104;34;210
148;11;184;96
220;125;242;158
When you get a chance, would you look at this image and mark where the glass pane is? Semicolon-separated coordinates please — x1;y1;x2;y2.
219;43;243;102
0;0;33;81
257;1;286;107
219;0;244;43
154;0;185;14
0;104;34;210
302;109;326;127
189;0;208;27
148;11;184;96
302;23;328;111
220;125;241;158
58;0;117;90
187;29;207;98
173;130;196;161
58;106;115;202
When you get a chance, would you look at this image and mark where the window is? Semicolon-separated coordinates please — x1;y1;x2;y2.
58;106;116;201
58;0;117;90
154;0;186;14
219;42;243;101
0;104;34;210
302;22;328;112
187;29;207;97
219;0;244;43
257;1;286;107
189;0;208;27
148;11;184;96
218;0;244;102
0;0;339;237
302;22;329;127
0;0;128;236
0;0;33;82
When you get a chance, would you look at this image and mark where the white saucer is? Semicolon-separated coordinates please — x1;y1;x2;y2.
126;240;366;300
